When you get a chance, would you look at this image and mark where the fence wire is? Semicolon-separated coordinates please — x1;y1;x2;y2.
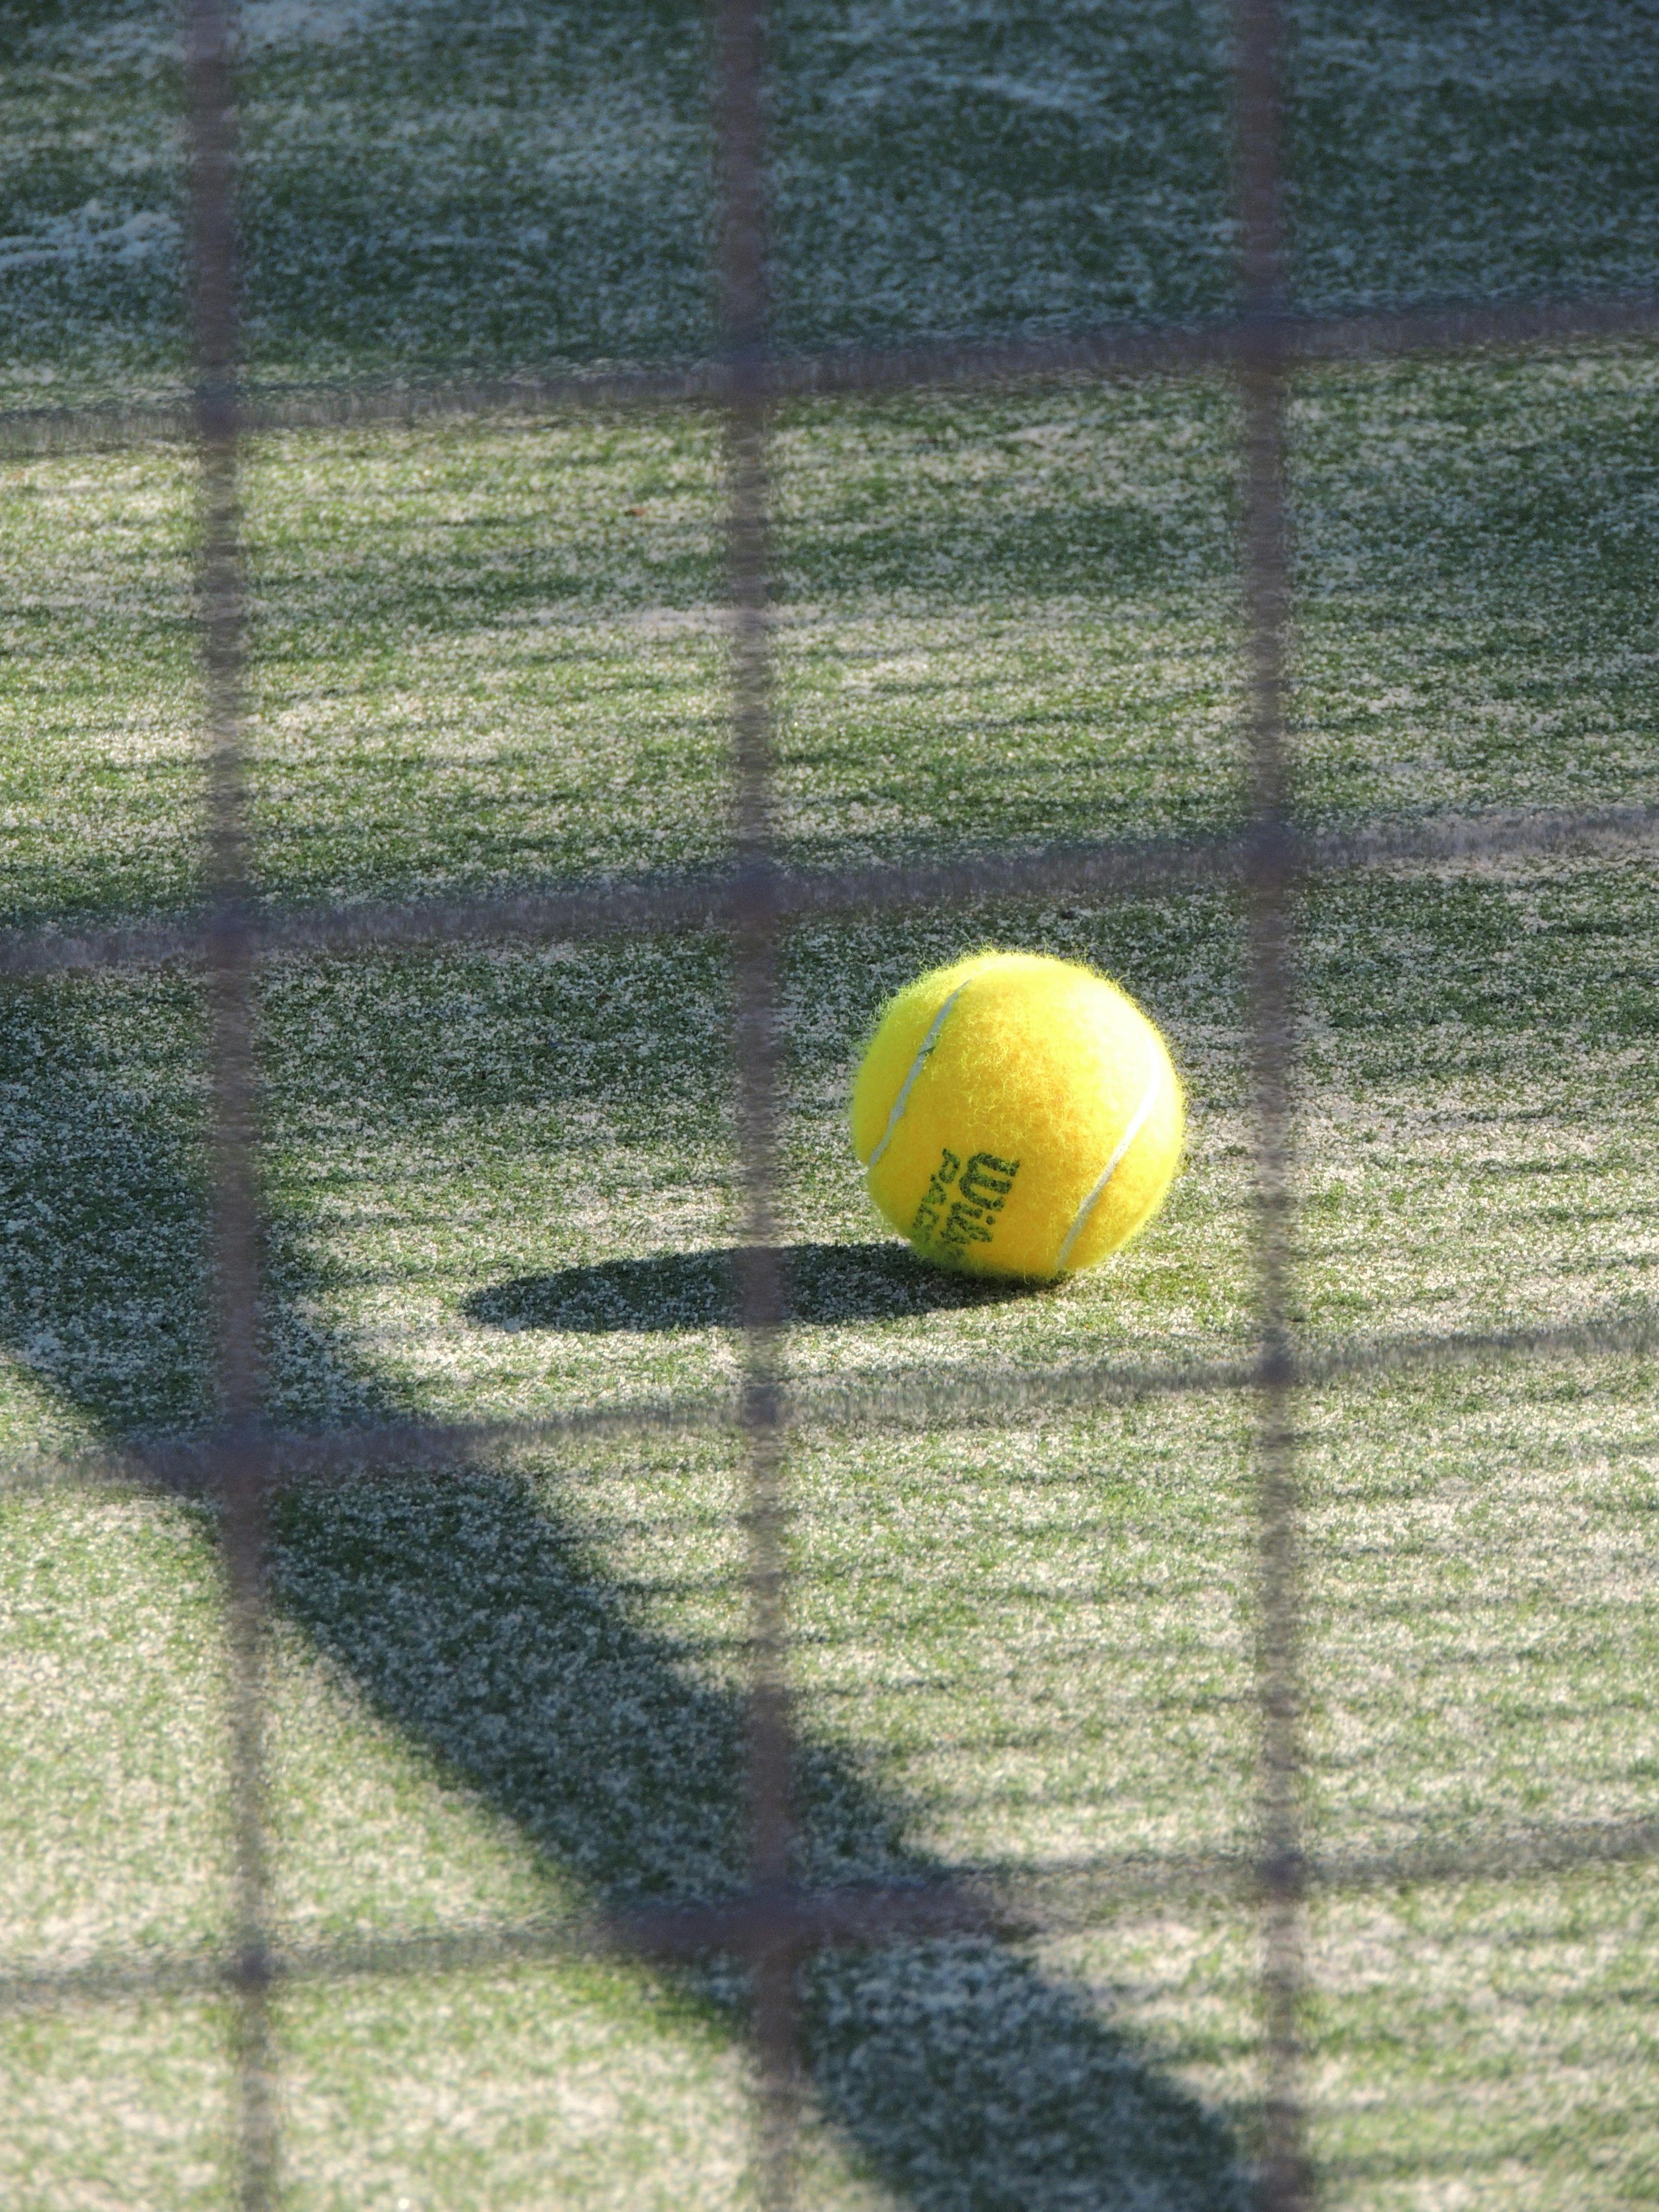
3;0;1656;2206
3;290;1659;460
2;1296;1658;1506
184;1;277;2204
2;797;1657;981
10;1801;1659;2015
1232;0;1306;2199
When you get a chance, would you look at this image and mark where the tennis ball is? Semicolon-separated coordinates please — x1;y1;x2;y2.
850;950;1184;1281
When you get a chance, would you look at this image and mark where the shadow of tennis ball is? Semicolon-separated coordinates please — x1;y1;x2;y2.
463;1241;1046;1334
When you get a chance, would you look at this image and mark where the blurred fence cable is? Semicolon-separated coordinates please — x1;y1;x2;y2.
185;0;279;2205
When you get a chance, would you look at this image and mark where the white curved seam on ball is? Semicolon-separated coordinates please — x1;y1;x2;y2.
866;983;970;1172
1054;1053;1163;1274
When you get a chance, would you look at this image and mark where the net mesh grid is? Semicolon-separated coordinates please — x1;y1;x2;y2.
2;1;1656;2207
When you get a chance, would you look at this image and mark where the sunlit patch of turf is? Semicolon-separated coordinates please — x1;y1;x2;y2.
5;340;1659;2204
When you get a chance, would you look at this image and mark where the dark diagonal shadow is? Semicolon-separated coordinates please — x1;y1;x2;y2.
276;1470;1243;2209
464;1241;1039;1334
0;978;1246;2211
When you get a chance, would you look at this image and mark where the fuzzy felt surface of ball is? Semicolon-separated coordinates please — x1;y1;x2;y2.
850;950;1184;1280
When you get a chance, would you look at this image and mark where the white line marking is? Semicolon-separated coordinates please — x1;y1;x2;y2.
866;983;969;1170
1053;1051;1163;1274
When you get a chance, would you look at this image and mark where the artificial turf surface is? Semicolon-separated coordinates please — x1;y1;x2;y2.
3;3;1659;2207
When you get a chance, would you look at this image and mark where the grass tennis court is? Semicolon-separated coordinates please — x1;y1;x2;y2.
4;3;1659;2207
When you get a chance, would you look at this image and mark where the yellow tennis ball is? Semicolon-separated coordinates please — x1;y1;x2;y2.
850;950;1184;1281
